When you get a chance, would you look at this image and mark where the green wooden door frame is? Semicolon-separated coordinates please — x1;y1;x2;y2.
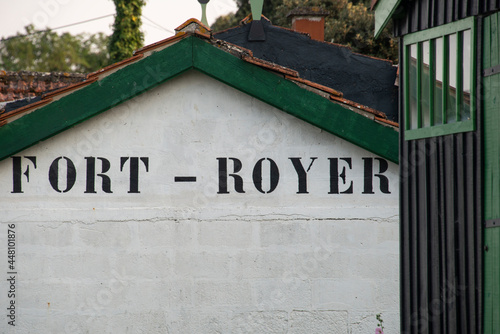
0;36;399;163
483;11;500;334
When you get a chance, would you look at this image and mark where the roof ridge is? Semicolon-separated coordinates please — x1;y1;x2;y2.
42;77;98;100
175;18;211;35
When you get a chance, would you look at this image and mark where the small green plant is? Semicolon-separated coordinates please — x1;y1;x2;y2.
375;313;384;334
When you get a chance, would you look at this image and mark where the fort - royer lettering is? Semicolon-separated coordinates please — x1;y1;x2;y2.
9;156;391;195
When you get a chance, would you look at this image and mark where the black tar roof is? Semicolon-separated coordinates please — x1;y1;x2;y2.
214;18;399;122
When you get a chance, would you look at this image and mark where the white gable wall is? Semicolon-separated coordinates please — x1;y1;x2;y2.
0;70;399;333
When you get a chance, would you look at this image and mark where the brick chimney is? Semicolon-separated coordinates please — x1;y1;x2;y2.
287;7;330;41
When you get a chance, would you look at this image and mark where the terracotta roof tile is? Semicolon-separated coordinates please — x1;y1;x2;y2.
175;18;211;35
242;55;299;77
212;39;254;58
375;116;399;128
285;75;343;97
329;95;387;119
194;30;212;40
42;77;98;100
0;71;86;103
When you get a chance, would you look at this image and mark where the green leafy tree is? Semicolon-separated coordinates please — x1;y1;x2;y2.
109;0;146;63
212;0;398;62
0;25;110;72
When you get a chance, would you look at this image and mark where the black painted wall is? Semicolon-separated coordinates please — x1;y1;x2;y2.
397;7;485;333
215;20;399;122
400;133;483;334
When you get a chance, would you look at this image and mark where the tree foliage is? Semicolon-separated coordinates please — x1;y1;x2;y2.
109;0;146;63
212;0;398;62
0;25;110;73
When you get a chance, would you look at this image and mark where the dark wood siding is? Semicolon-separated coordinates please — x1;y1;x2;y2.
399;28;483;332
399;122;483;334
393;0;500;36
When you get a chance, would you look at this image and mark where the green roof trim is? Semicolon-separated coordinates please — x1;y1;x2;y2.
0;35;398;163
374;0;402;39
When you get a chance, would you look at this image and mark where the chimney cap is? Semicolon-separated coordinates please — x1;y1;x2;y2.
287;7;330;18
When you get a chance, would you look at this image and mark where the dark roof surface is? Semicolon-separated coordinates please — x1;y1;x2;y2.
214;18;399;122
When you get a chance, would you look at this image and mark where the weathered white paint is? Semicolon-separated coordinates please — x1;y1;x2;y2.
0;70;399;333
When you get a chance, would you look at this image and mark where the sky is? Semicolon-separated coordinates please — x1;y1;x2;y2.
0;0;238;45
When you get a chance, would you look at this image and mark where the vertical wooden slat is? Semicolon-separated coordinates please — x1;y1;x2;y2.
429;40;436;126
443;35;449;124
411;0;420;33
428;137;441;333
474;16;483;334
490;0;498;11
455;134;468;333
453;0;460;22
401;140;412;334
410;140;420;333
444;135;457;333
405;45;412;131
446;0;454;24
471;17;478;127
483;11;500;334
461;0;470;19
437;0;446;27
484;230;500;333
418;140;429;332
471;0;479;16
464;133;477;334
400;38;412;334
430;0;437;28
482;0;488;13
456;31;463;121
491;13;499;68
417;43;423;128
421;0;430;30
482;16;493;334
438;137;448;333
474;133;483;334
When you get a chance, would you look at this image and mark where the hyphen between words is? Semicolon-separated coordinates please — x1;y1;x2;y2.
8;156;391;194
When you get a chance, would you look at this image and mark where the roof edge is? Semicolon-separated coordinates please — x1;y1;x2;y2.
374;0;402;39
